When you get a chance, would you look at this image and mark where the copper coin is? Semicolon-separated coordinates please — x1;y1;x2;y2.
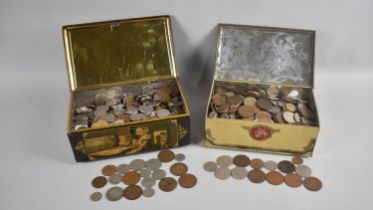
233;154;250;167
215;103;230;113
299;103;315;119
179;173;197;188
212;94;227;106
266;171;284;185
170;163;188;176
256;98;272;110
238;106;255;118
247;169;266;183
303;177;322;191
255;111;272;120
284;173;302;188
102;164;117;176
278;160;295;173
123;185;143;200
159;177;177;192
292;155;304;165
157;149;175;162
91;176;107;188
227;95;243;105
123;171;141;185
250;158;264;169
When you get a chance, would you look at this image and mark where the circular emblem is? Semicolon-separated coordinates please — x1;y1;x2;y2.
250;126;271;140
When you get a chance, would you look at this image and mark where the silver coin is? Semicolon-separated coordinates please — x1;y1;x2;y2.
112;119;124;124
94;94;108;105
126;105;138;115
90;192;102;201
106;89;118;99
263;160;278;171
142;85;154;95
283;111;295;123
95;105;108;117
74;124;88;130
174;153;186;161
295;165;312;177
203;161;218;172
106;187;123;201
208;111;218;118
216;155;233;167
231;167;248;180
294;112;301;123
214;167;231;180
269;106;282;114
146;158;162;170
157;109;171;118
129;113;147;121
151;169;166;180
108;173;123;185
139;168;151;177
141;177;156;188
139;105;154;116
106;98;120;107
129;159;146;171
102;113;116;123
117;164;130;174
143;188;155;198
76;106;93;114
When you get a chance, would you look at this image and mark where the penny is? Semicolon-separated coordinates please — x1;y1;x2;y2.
215;103;230;113
106;187;123;201
296;165;312;177
108;173;123;185
159;177;177;192
152;169;167;180
123;185;143;200
231;167;248;180
247;169;266;183
212;94;227;106
141;177;156;188
91;176;107;188
157;149;175;162
250;158;264;169
216;155;233;167
238;106;255;118
255;111;272;120
256;98;272;110
284;173;302;188
303;176;322;191
170;163;188;176
143;188;155;197
179;173;197;188
233;154;250;167
129;159;146;171
244;97;256;106
123;171;141;185
263;160;278;171
292;155;304;165
214;167;231;180
90;192;102;201
203;161;218;172
146;158;162;170
102;164;117;176
174;153;186;161
266;171;284;185
278;160;296;174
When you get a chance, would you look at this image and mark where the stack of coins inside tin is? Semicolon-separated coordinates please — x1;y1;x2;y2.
90;149;197;201
208;83;317;126
72;80;185;130
204;154;322;191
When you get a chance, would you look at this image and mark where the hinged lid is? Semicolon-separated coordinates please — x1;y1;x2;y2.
63;16;177;91
215;24;315;88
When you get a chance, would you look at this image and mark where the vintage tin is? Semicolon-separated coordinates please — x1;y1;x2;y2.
205;24;320;156
63;16;190;162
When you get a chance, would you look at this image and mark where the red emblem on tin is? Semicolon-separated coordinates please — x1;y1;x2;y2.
250;126;271;141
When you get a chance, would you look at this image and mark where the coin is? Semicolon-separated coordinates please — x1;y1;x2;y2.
285;103;297;112
212;94;227;106
263;160;278;171
214;167;231;180
299;103;315;119
303;177;322;191
129;159;146;171
91;120;109;128
278;160;296;174
91;176;107;188
157;109;171;117
266;171;284;185
123;185;143;200
102;164;117;176
283;111;295;123
90;192;102;201
216;155;233;167
106;187;123;201
203;161;218;172
238;106;255;118
152;169;166;180
292;155;304;165
170;163;188;176
247;169;266;183
143;188;155;197
256;98;272;110
139;168;151;177
175;153;186;161
159;177;177;192
123;171;141;185
231;167;248;180
146;158;162;170
250;158;264;169
227;95;243;105
267;86;279;98
296;165;312;177
233;154;250;167
179;173;197;188
117;164;130;174
108;173;123;185
255;111;272;120
244;97;256;106
284;173;302;188
157;149;175;162
215;104;230;113
141;177;156;188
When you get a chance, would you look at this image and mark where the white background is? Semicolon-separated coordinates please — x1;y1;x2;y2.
1;0;373;209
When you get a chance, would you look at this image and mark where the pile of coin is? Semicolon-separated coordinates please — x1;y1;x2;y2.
203;154;322;191
73;81;185;130
90;149;197;201
208;84;317;126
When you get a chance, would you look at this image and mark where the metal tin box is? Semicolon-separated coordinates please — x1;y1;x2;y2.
205;24;319;156
63;16;190;162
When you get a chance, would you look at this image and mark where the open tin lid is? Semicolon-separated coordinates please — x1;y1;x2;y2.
215;24;315;88
63;16;177;91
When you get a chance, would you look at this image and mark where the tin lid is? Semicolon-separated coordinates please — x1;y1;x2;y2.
63;16;177;91
215;24;315;88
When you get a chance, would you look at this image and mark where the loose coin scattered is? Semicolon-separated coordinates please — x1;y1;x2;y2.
152;169;167;180
292;155;304;165
250;158;264;169
145;158;162;170
123;171;141;185
263;160;278;171
108;173;122;185
179;173;197;188
129;159;146;171
159;177;177;192
233;154;250;167
174;153;186;161
216;155;233;167
214;167;231;180
106;187;123;201
170;163;188;176
231;167;248;180
139;168;151;177
303;177;322;191
90;192;102;201
296;165;312;177
203;161;218;172
123;185;143;200
266;171;284;185
157;149;175;162
117;164;130;174
143;188;155;198
284;173;302;188
278;160;295;174
91;176;107;188
141;177;156;188
247;169;266;183
102;165;117;176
